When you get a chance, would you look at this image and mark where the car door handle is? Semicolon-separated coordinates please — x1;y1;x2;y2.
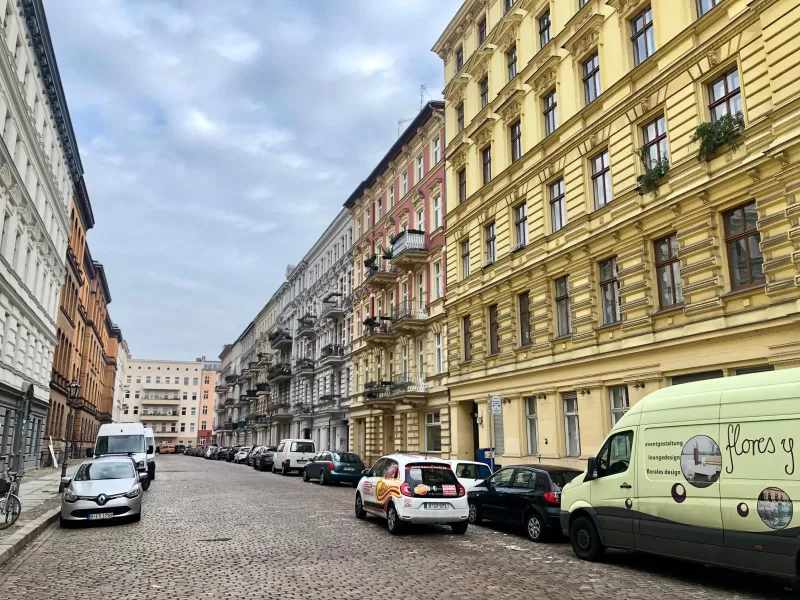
620;483;632;489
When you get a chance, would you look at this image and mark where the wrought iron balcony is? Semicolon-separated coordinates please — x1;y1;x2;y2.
392;301;429;331
319;344;345;365
224;397;235;406
390;229;427;268
222;422;233;431
269;329;293;351
364;256;396;288
247;389;258;397
140;411;180;420
317;393;341;407
296;314;317;339
389;374;428;400
268;362;292;382
215;404;226;413
215;385;227;393
248;361;260;371
364;317;396;344
292;402;312;415
363;380;391;400
256;382;270;393
225;374;237;383
319;299;344;321
295;358;315;377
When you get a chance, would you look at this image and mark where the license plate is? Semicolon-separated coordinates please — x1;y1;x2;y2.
88;513;113;520
343;467;355;472
424;503;448;510
297;460;306;464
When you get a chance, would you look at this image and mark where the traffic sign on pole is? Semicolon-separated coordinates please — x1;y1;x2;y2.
489;395;502;416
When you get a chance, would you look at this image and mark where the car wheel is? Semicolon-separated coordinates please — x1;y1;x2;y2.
387;503;405;535
59;516;71;528
468;502;482;525
281;463;290;476
302;469;309;482
271;464;277;474
141;478;151;491
450;521;468;535
319;470;327;486
525;512;546;542
131;512;141;523
355;493;366;520
570;516;605;561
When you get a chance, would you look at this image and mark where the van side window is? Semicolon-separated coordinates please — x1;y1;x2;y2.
276;443;285;452
596;431;634;478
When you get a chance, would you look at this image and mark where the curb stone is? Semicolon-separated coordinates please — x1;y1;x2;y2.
0;508;60;568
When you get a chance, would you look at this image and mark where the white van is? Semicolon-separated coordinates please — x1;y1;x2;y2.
90;423;153;490
143;427;156;480
447;460;493;491
272;439;316;475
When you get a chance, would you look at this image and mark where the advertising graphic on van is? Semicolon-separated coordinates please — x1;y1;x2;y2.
757;487;792;530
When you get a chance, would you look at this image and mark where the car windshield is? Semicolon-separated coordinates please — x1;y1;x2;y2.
547;470;581;489
333;453;361;463
290;442;314;453
240;447;251;452
405;463;458;485
95;434;145;454
75;461;135;481
265;447;277;451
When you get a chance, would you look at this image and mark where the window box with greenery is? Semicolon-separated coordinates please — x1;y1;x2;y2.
691;112;744;162
635;148;669;196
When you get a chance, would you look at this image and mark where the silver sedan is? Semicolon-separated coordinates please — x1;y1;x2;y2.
60;456;145;526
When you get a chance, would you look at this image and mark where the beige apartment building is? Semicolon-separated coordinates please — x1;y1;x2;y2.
433;0;800;468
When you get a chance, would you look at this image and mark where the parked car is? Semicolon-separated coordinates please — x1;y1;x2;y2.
272;439;315;475
60;456;145;527
175;444;186;454
226;446;241;462
216;447;229;460
161;445;175;454
254;446;278;471
355;454;468;535
247;446;264;466
205;445;218;459
303;451;364;486
468;465;581;542
448;460;493;491
233;446;251;464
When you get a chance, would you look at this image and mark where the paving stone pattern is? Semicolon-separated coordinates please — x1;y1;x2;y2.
0;456;793;599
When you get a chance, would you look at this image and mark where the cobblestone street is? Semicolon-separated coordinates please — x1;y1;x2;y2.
0;456;793;599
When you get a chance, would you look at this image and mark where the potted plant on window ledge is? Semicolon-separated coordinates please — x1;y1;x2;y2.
635;148;670;197
691;111;745;162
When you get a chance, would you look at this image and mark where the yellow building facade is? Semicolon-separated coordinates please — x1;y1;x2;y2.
434;0;800;469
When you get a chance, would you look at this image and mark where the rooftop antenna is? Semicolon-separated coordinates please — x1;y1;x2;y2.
397;85;434;137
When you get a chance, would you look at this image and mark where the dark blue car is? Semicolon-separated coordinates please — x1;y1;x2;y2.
302;451;364;486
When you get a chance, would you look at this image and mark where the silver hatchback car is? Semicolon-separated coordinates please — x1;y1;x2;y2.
60;456;145;526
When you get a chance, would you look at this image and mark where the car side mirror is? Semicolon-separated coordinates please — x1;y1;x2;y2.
361;469;368;478
147;445;154;454
139;472;148;482
585;456;598;482
60;476;71;487
85;448;93;458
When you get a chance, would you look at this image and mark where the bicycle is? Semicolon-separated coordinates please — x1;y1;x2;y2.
0;471;22;530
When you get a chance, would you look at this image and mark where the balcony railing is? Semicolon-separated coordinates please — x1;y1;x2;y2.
248;361;260;371
215;385;227;393
225;374;237;383
296;315;317;338
268;363;292;381
390;229;427;265
364;256;396;286
319;299;344;321
269;329;293;350
363;381;391;400
364;317;394;342
393;300;428;322
256;382;270;392
317;394;341;407
246;389;258;397
319;344;345;364
292;402;312;415
224;397;235;406
295;358;315;376
390;374;428;396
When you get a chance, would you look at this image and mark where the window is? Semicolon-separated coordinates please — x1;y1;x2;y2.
463;315;472;361
180;423;186;432
123;405;129;414
698;0;722;16
595;430;633;478
416;208;424;232
485;222;496;264
155;376;161;384
425;412;442;452
136;376;141;383
539;10;551;48
192;392;197;401
526;397;538;455
724;201;764;289
191;407;196;416
461;240;470;278
580;0;590;6
564;393;580;457
480;77;489;109
506;44;517;81
433;195;441;229
145;376;151;383
631;6;655;66
181;406;187;416
389;185;395;207
402;172;408;195
184;377;189;385
204;376;210;384
488;304;499;355
477;16;487;44
709;68;742;121
202;406;208;415
514;203;527;249
655;234;683;308
183;392;188;400
543;90;557;136
583;53;601;104
133;406;139;415
433;137;440;164
642;115;668;167
417;154;424;181
590;151;612;209
509;120;522;163
376;196;382;220
457;168;467;204
417;340;424;380
202;390;208;400
555;276;572;337
518;291;531;346
456;103;464;132
455;46;464;71
135;391;140;399
610;386;630;426
435;333;442;374
481;145;492;185
434;262;442;299
549;179;566;232
504;0;515;13
599;257;621;325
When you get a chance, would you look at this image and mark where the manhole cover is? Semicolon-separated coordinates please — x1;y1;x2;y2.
198;537;232;542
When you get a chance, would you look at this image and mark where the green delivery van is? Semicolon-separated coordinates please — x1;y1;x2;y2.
560;367;800;578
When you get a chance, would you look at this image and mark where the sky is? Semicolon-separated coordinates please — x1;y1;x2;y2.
45;0;462;361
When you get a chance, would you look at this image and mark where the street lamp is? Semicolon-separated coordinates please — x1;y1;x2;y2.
59;379;81;492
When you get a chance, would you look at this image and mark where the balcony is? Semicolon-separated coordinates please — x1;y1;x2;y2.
236;394;249;408
390;229;427;269
257;352;271;367
248;361;260;372
273;401;292;420
222;422;233;431
140;411;179;421
215;404;226;414
317;394;341;408
256;382;270;394
319;344;345;366
268;362;292;383
319;297;344;321
225;374;237;384
392;301;428;332
269;329;293;351
247;389;258;398
237;420;247;430
295;358;315;378
154;430;177;437
224;397;235;406
296;315;317;339
215;385;227;393
141;397;181;405
389;374;428;406
364;256;396;288
364;317;396;345
363;381;392;405
292;402;312;415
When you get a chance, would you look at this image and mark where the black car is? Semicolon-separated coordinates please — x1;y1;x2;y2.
467;465;582;542
175;444;186;454
216;447;230;460
254;446;278;471
247;446;265;467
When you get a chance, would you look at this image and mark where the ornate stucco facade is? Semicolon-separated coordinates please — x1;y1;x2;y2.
433;0;800;469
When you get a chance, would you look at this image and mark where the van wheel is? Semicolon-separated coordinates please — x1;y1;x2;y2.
525;511;546;542
355;493;366;520
570;516;605;561
468;502;482;525
387;504;405;535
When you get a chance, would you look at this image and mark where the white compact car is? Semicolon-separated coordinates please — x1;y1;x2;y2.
447;460;493;491
272;439;316;475
354;454;469;535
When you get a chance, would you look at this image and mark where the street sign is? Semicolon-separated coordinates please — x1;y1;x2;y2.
489;395;502;415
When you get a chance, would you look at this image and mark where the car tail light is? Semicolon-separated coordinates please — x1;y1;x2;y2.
400;482;412;497
328;461;335;472
456;483;466;497
544;491;561;505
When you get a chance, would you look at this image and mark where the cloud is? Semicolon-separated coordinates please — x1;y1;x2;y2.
45;0;462;359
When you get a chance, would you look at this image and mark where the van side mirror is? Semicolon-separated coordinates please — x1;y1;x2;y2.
85;448;93;458
585;456;598;482
147;445;154;454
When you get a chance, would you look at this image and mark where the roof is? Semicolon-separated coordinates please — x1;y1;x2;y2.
74;177;95;231
92;261;112;304
343;101;444;209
